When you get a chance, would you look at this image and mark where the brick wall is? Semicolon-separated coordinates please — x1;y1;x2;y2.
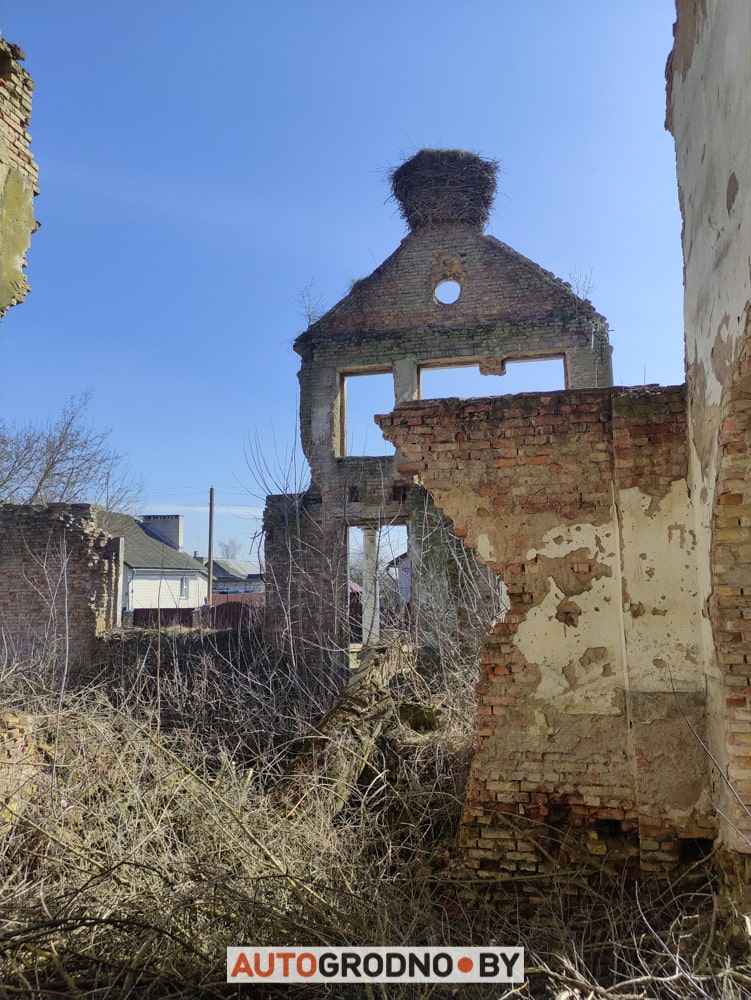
708;339;751;852
0;32;37;321
295;222;612;498
302;224;610;379
378;386;716;873
0;505;121;670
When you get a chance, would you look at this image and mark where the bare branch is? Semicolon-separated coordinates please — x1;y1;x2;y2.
0;392;143;512
217;537;243;560
297;279;326;328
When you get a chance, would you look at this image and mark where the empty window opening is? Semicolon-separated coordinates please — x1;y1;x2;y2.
348;524;409;645
342;372;395;457
594;818;625;839
678;837;713;864
420;358;565;400
434;279;461;305
392;483;410;504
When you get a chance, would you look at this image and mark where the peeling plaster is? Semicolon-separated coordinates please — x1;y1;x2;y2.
476;532;495;563
0;158;36;318
727;172;739;214
516;577;623;715
667;0;708;88
0;40;37;323
671;0;751;528
711;316;741;391
618;481;704;691
526;521;616;564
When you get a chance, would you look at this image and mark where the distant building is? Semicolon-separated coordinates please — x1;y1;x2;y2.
208;558;264;596
101;512;209;613
386;551;411;604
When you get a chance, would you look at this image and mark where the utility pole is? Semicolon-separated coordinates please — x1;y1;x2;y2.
208;486;214;605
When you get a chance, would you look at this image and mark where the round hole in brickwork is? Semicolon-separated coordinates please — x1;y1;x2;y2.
434;279;461;305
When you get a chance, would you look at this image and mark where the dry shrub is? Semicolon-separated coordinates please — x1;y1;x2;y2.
1;639;749;998
0;663;474;997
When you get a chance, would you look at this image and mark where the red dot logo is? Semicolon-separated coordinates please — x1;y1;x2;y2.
457;956;474;973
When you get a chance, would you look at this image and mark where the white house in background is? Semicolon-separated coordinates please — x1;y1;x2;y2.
386;551;411;604
101;513;209;612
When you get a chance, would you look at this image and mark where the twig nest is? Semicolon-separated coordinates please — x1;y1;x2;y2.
390;148;498;231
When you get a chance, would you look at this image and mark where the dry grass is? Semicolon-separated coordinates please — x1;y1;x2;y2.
1;638;749;998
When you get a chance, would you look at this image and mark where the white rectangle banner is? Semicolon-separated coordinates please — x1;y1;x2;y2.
227;946;524;983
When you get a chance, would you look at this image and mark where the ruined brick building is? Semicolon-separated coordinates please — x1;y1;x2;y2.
267;143;715;872
265;0;751;884
2;1;751;891
263;148;613;689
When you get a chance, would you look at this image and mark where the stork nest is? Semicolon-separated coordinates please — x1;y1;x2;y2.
390;148;498;230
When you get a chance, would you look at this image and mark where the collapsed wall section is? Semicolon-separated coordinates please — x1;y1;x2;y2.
0;505;121;669
378;386;717;872
0;32;37;322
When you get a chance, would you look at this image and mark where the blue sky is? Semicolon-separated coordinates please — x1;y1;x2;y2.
0;2;683;557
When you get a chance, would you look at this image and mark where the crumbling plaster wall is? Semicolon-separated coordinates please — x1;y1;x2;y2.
667;0;751;852
0;32;37;322
0;505;122;670
378;386;715;871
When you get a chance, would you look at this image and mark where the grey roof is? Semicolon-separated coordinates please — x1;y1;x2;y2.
386;551;410;569
210;558;262;581
99;512;208;574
